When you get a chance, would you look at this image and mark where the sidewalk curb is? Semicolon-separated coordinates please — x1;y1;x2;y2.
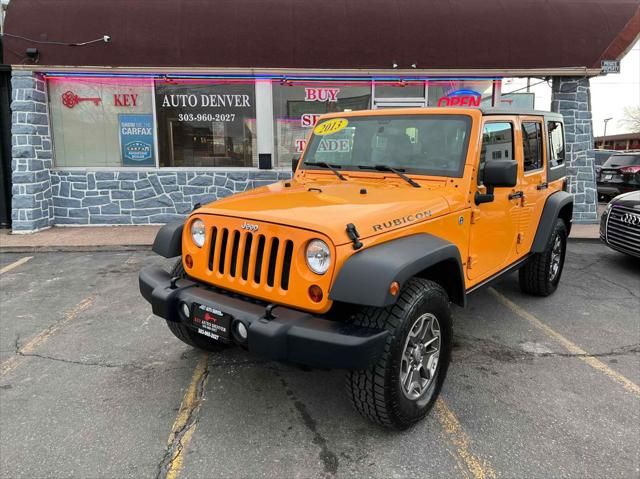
0;245;153;254
568;237;601;244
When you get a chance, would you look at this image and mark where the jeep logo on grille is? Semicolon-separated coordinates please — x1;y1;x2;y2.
621;213;640;226
241;222;259;232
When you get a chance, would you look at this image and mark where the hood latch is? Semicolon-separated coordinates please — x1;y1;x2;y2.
346;223;363;250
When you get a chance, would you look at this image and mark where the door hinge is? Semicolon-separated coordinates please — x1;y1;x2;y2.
471;209;480;224
467;255;478;269
517;232;525;244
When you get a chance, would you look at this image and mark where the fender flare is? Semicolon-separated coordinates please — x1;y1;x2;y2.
531;191;573;253
329;234;465;307
152;221;184;258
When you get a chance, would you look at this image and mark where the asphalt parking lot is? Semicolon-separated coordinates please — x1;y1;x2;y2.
0;241;638;479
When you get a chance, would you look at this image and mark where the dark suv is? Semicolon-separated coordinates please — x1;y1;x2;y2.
600;191;640;258
597;153;640;199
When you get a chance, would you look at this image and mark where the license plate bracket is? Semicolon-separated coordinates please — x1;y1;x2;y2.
190;303;232;342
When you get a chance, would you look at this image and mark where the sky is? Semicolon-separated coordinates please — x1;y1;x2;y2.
502;40;640;138
591;40;640;137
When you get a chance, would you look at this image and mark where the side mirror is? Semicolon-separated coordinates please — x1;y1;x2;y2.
475;160;518;205
484;160;518;187
292;157;300;173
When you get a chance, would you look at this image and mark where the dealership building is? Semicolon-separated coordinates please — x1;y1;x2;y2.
1;0;639;232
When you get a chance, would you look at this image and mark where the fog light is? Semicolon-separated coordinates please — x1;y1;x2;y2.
181;302;190;319
308;285;323;303
235;321;248;340
185;254;193;269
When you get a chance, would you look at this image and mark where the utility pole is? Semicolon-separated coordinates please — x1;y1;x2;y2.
602;117;613;149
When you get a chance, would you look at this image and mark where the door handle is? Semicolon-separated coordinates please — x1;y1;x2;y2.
509;191;524;200
537;182;549;190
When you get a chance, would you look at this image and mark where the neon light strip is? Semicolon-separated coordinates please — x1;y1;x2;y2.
43;72;502;82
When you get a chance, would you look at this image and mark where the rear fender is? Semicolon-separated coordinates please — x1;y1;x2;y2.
531;191;573;252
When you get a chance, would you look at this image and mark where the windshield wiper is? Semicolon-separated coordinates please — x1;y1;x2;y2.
358;165;421;188
304;161;347;181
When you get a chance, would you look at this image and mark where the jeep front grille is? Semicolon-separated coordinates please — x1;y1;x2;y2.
606;205;640;255
207;227;295;291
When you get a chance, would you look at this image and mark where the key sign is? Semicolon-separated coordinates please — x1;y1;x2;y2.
61;91;102;109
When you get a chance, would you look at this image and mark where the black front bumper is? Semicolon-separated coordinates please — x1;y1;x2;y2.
139;266;388;369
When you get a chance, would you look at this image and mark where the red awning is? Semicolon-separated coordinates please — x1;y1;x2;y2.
2;0;639;72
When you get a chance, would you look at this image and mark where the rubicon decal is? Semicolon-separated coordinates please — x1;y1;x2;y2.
373;210;433;232
437;89;482;107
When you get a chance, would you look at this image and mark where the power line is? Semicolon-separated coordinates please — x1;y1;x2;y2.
0;32;110;46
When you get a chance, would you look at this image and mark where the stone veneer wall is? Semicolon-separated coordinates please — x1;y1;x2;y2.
11;71;54;231
551;77;598;223
49;170;292;225
10;71;291;231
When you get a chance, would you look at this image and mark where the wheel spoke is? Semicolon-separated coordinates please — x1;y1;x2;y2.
423;336;438;348
419;316;432;341
403;367;414;391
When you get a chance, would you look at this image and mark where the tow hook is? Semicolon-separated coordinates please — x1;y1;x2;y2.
262;303;278;322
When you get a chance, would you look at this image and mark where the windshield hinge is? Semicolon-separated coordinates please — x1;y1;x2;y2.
346;223;363;250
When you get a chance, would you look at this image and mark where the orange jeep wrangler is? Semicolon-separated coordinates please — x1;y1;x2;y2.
140;107;573;429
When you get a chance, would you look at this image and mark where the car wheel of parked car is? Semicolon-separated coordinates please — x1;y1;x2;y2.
345;278;452;430
164;259;226;352
519;219;568;296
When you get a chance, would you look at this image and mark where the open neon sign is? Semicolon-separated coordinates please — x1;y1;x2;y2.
437;89;482;107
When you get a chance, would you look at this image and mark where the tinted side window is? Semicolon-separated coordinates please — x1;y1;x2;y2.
479;122;513;184
548;121;565;168
522;122;543;172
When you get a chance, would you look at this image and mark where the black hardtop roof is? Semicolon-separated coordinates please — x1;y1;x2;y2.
480;108;564;121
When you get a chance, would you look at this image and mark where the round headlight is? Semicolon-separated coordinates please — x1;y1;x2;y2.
191;219;206;248
306;239;331;275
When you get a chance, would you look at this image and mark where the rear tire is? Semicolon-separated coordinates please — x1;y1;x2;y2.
345;278;452;430
165;259;226;352
519;219;567;296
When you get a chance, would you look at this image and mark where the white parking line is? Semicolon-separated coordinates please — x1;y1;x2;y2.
489;287;640;396
0;256;33;275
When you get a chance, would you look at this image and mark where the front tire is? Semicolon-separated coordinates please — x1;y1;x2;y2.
519;219;568;296
345;278;452;430
165;259;226;352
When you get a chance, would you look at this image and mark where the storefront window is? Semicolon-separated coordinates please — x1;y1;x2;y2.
374;81;425;99
273;82;371;167
427;80;494;108
49;78;155;168
155;81;256;168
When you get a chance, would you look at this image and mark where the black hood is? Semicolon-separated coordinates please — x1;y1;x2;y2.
611;191;640;209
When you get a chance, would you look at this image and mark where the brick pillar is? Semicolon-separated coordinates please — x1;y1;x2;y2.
10;71;54;232
551;77;598;223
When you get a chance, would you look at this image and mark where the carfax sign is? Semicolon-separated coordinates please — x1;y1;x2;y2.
119;114;155;166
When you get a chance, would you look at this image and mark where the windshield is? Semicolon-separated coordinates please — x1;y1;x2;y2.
603;155;640;168
303;115;472;177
